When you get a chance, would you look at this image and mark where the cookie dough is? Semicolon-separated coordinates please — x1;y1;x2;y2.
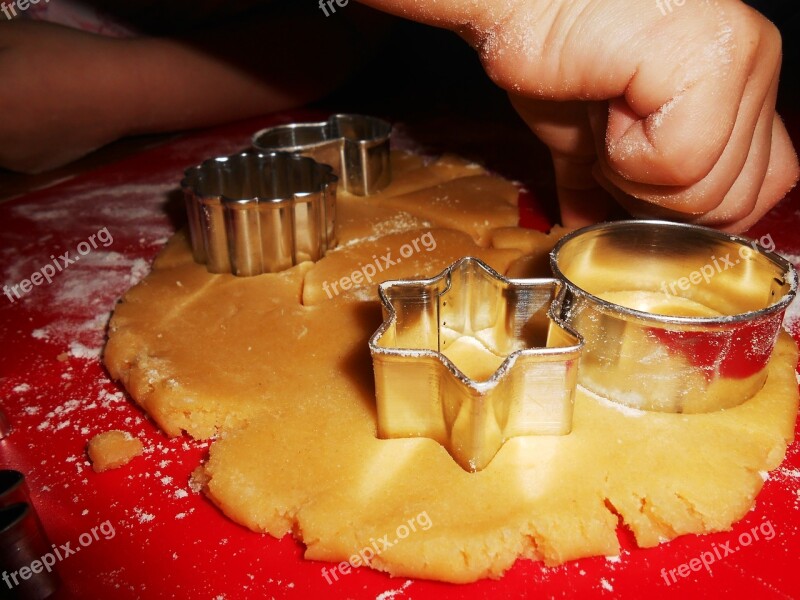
87;430;143;472
104;151;799;583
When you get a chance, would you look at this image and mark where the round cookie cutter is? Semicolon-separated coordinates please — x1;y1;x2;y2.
550;220;797;413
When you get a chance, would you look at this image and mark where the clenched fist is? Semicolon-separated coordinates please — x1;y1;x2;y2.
361;0;799;232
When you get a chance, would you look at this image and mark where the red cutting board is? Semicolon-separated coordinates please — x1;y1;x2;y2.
1;111;799;600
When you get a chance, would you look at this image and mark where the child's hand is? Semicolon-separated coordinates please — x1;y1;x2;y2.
362;0;799;232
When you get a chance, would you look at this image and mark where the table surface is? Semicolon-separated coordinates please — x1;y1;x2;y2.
1;111;799;600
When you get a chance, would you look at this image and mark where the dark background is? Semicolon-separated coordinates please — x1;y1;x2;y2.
2;0;796;210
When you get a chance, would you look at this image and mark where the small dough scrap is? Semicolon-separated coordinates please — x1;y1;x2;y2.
87;430;143;472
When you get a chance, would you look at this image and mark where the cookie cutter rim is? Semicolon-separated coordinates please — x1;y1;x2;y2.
369;257;585;389
0;470;28;507
252;113;392;196
369;256;584;472
549;219;797;413
550;220;797;327
182;151;338;277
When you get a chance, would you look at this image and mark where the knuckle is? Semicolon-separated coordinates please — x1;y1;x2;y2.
728;4;781;66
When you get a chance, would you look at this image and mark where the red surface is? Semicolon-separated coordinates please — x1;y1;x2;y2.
1;112;799;600
648;316;783;380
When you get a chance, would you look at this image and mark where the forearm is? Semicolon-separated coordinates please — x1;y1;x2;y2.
0;5;383;173
121;5;372;136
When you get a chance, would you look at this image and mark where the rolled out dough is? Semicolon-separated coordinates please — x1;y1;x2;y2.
104;151;799;583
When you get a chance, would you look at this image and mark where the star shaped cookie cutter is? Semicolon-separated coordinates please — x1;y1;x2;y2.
252;114;392;196
182;151;338;276
368;257;584;472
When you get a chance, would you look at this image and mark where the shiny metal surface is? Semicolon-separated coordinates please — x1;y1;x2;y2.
0;503;60;599
550;220;797;413
182;151;337;276
0;408;9;440
252;114;391;196
369;257;583;472
0;470;28;508
0;471;60;598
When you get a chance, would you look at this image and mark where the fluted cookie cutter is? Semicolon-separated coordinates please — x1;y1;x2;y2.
0;471;60;599
252;114;391;196
369;257;584;472
550;220;797;413
182;152;338;276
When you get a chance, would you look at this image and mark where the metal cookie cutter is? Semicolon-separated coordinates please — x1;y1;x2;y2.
550;220;797;413
369;257;584;472
0;407;9;439
368;221;796;470
252;114;392;196
0;471;60;599
0;471;30;507
182;152;338;276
